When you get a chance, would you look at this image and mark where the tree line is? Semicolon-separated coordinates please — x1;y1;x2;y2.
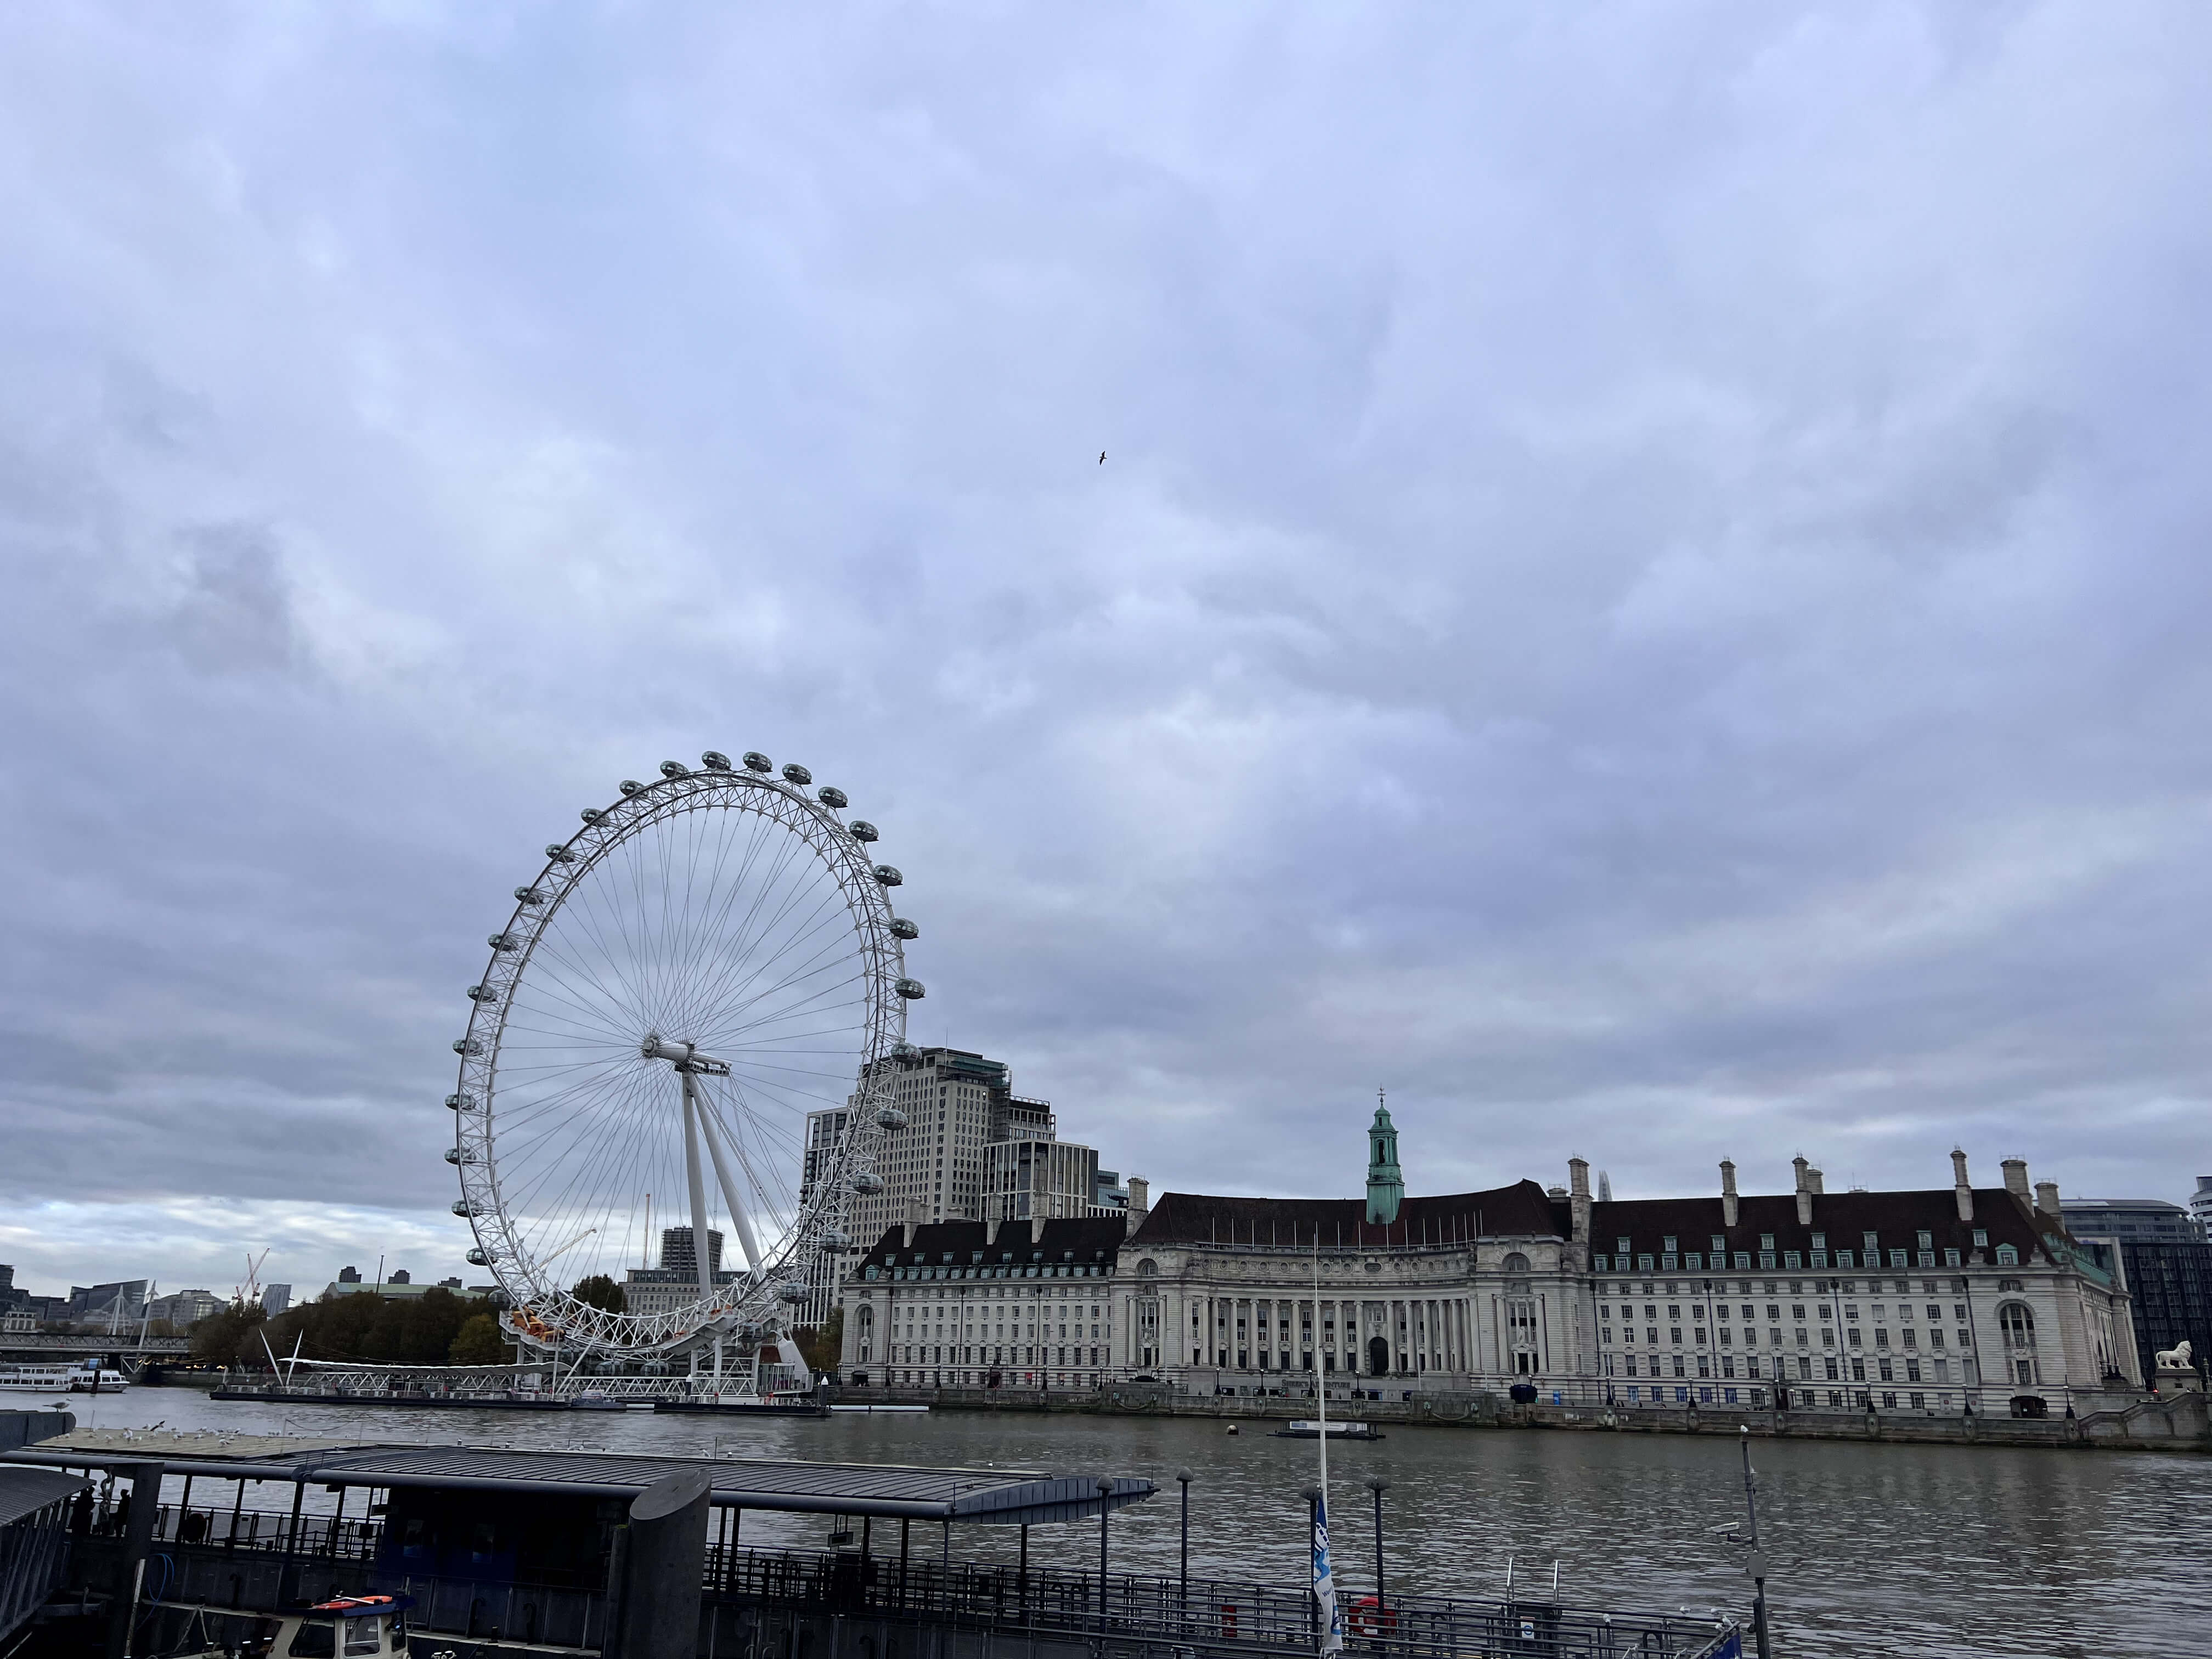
188;1275;838;1374
190;1288;512;1368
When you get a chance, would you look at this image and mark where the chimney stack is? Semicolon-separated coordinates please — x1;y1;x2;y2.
1807;1167;1825;1195
1126;1176;1150;1232
1720;1160;1739;1228
2001;1159;2030;1199
1793;1156;1813;1226
1952;1149;1974;1221
986;1215;1001;1246
1568;1158;1591;1243
902;1199;924;1248
2035;1180;2061;1218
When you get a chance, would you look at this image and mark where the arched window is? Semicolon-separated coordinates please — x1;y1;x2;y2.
1502;1251;1531;1274
2000;1302;2039;1386
1137;1259;1158;1277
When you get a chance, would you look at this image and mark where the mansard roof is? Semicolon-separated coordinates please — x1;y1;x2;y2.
854;1214;1129;1272
1129;1182;1567;1250
1591;1187;2073;1262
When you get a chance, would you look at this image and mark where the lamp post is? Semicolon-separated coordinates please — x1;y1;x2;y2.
1176;1468;1194;1609
1096;1477;1114;1624
1739;1429;1773;1659
1364;1475;1389;1611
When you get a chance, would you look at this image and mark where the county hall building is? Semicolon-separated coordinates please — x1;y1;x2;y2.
840;1105;2146;1417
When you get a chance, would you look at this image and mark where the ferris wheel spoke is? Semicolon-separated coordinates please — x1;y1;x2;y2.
693;943;868;1045
686;883;856;1019
558;851;660;1021
527;933;656;1039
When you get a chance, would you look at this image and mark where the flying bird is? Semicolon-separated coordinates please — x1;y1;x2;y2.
1098;452;1106;465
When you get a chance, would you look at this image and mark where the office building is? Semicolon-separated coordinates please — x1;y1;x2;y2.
2063;1198;2212;1387
623;1227;740;1319
2190;1177;2212;1242
261;1284;292;1316
145;1288;224;1329
2059;1198;2200;1244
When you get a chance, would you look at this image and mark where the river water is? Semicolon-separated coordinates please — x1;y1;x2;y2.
45;1386;2210;1658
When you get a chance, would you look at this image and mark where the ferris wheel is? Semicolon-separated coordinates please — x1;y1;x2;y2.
446;750;919;1359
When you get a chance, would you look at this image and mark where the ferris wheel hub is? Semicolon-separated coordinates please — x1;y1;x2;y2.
641;1033;731;1075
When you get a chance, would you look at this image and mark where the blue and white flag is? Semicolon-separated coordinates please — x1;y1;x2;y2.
1313;1492;1345;1653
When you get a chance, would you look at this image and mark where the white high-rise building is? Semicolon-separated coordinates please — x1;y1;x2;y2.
803;1046;1111;1322
2189;1176;2212;1242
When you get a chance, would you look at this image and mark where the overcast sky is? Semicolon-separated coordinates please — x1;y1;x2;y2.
3;4;2209;1299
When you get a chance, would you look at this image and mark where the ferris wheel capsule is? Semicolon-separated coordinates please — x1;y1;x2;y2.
817;786;848;809
742;752;773;772
701;751;733;771
781;763;812;786
877;1106;907;1129
775;1282;806;1304
895;978;926;1000
889;917;918;940
873;865;903;886
849;821;879;842
659;760;690;778
850;1171;885;1194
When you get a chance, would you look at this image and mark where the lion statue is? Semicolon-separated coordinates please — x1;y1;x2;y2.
2154;1339;2194;1371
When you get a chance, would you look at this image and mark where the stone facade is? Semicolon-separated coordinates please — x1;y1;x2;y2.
1109;1145;2142;1418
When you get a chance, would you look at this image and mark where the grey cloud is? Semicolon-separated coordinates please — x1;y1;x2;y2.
0;2;2208;1294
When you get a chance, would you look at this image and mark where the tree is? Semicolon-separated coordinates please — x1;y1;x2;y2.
449;1313;513;1366
189;1299;267;1365
572;1274;628;1314
795;1308;843;1375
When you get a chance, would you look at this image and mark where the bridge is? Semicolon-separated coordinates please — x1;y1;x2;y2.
0;1332;189;1362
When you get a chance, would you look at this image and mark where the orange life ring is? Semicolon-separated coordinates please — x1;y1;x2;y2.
1346;1596;1397;1638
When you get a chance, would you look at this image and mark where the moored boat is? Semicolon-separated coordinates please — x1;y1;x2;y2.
1272;1418;1382;1440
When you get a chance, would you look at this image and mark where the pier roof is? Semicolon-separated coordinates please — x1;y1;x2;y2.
3;1441;1153;1526
1128;1182;1566;1250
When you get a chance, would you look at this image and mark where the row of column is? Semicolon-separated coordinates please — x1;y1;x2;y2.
1136;1290;1496;1375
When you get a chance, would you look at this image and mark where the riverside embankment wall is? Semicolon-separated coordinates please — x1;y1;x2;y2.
827;1384;2211;1451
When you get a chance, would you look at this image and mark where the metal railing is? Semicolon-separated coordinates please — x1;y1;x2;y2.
704;1543;1737;1659
95;1508;1737;1659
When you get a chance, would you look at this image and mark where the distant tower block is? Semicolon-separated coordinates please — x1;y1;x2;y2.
1365;1092;1404;1226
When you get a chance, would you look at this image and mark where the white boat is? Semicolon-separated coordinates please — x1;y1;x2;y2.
1272;1418;1382;1440
0;1365;78;1391
66;1367;129;1393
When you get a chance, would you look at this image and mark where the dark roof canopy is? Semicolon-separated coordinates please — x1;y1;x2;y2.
2;1445;1151;1526
857;1215;1129;1270
1129;1182;1566;1250
0;1466;88;1528
1591;1188;2070;1262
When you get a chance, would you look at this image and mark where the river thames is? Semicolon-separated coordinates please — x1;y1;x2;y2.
48;1385;2212;1658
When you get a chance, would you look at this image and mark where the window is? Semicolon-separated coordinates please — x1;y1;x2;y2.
1995;1245;2019;1266
343;1621;381;1658
289;1625;336;1659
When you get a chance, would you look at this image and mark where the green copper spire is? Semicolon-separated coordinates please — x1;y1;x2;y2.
1365;1090;1403;1225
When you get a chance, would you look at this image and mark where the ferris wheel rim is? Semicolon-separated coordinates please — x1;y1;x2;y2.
448;757;910;1358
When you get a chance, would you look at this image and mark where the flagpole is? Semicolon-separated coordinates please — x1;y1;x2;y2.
1312;1230;1342;1654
